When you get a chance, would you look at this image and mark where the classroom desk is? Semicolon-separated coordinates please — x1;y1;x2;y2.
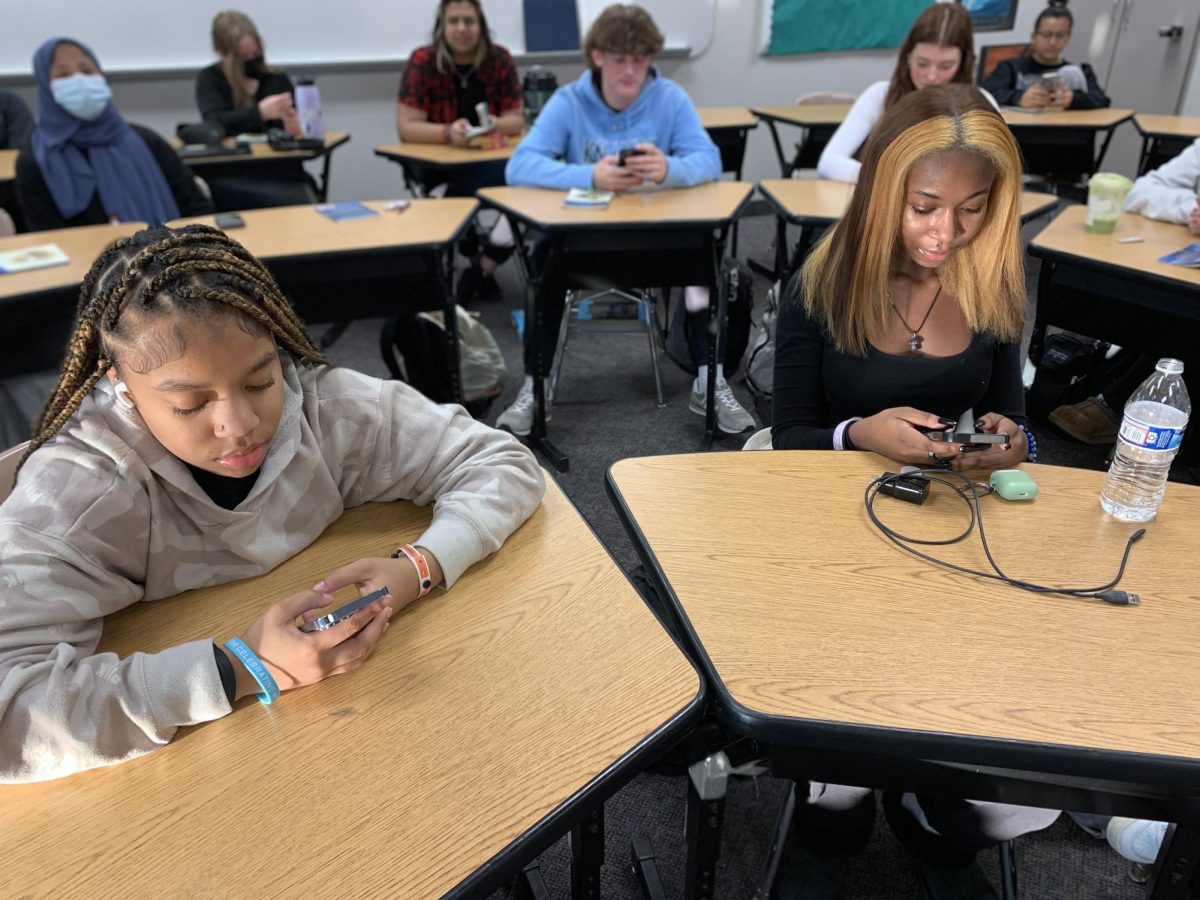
607;450;1200;899
757;179;1060;276
1026;203;1200;380
698;107;758;181
374;138;519;197
750;104;852;178
0;476;704;900
175;132;350;204
1000;107;1134;182
0;222;145;377
171;199;477;402
1134;114;1200;176
477;182;753;472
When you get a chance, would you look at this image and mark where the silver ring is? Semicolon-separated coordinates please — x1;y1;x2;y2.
927;451;935;459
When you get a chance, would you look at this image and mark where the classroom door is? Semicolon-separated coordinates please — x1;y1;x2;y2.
1093;0;1200;176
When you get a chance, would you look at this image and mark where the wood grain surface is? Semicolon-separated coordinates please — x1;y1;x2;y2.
1001;107;1134;129
0;477;699;900
751;104;852;127
374;138;520;167
0;222;145;300
1134;114;1200;141
170;198;478;258
1031;203;1200;288
699;107;758;130
757;180;1057;225
478;182;752;228
609;452;1200;760
0;147;16;183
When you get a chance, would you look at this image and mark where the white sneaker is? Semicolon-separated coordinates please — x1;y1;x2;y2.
1107;817;1168;865
689;380;756;435
496;379;550;436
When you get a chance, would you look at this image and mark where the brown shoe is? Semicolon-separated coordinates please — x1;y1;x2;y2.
1049;396;1118;444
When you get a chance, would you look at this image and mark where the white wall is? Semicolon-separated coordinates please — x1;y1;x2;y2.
4;0;1196;203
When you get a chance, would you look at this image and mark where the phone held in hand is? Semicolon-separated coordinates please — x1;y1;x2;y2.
926;431;1007;452
298;586;390;632
617;147;646;166
1040;73;1060;95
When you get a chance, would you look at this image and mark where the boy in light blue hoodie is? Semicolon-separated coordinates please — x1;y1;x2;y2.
497;3;755;437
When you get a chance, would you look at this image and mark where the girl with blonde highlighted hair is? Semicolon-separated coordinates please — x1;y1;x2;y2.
774;85;1038;474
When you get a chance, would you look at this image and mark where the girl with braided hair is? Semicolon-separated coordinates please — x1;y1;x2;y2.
0;225;543;783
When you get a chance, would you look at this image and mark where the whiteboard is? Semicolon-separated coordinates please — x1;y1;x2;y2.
2;0;714;77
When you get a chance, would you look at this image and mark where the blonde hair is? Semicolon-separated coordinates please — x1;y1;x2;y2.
800;85;1025;356
433;0;492;73
211;10;272;110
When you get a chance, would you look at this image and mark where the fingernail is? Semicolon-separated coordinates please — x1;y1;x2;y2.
312;580;326;592
1003;442;1012;451
385;606;396;618
959;445;968;452
974;419;986;429
383;621;390;633
937;417;955;426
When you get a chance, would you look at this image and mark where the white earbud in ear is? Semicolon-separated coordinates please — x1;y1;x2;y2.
114;380;136;409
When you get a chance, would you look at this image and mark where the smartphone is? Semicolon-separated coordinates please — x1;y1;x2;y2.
926;431;1007;451
618;147;646;166
1040;73;1061;95
215;213;246;229
298;586;390;633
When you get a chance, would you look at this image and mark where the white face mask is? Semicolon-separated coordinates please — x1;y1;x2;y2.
50;73;112;122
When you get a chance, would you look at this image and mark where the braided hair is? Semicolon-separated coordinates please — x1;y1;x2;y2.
19;224;327;474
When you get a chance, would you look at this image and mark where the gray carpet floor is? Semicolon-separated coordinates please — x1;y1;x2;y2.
2;208;1174;899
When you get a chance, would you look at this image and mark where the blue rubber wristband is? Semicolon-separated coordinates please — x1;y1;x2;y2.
224;637;281;704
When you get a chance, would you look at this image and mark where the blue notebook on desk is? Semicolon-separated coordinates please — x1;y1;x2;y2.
315;201;379;223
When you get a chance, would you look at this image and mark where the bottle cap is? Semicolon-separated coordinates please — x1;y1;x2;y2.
1156;358;1184;375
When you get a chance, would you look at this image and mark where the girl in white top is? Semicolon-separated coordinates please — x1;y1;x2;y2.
1124;137;1200;232
819;3;992;183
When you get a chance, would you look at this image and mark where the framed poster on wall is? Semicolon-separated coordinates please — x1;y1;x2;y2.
963;0;1018;32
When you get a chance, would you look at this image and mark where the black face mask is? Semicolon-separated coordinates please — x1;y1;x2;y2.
243;56;267;80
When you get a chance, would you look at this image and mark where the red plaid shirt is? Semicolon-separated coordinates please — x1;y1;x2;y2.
397;44;521;124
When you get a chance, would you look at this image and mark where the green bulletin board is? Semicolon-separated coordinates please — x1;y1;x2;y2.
766;0;930;56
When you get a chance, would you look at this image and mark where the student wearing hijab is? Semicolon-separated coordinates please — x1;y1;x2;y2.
15;38;212;232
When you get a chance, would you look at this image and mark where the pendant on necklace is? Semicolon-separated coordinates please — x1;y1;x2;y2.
908;332;923;353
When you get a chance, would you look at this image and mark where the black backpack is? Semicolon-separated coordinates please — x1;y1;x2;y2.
662;260;754;376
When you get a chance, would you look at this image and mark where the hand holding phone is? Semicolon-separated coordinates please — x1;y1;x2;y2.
925;430;1007;452
299;586;391;632
617;147;646;167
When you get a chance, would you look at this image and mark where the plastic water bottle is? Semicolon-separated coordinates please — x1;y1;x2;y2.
1099;358;1191;522
293;78;325;140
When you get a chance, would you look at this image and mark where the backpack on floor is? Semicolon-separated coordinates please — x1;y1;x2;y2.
382;306;506;418
743;278;783;425
662;260;754;376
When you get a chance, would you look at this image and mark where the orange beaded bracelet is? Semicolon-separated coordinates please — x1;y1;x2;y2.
392;543;433;598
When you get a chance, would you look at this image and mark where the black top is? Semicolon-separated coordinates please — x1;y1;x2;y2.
771;280;1025;450
14;124;214;232
980;55;1111;110
195;62;295;136
0;91;34;150
186;462;260;510
455;66;488;124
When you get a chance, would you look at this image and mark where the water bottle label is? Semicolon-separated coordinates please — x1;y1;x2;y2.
1118;414;1184;451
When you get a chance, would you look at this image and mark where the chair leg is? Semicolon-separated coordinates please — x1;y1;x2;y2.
549;290;575;404
638;293;665;408
998;839;1018;900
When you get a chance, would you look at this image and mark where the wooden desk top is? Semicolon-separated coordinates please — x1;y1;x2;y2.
609;452;1200;766
1030;203;1200;291
757;179;1057;225
0;222;145;300
0;147;16;183
374;137;519;167
0;477;700;899
751;104;852;127
478;181;753;230
174;131;350;164
699;107;758;130
1134;114;1200;141
170;198;478;259
1001;107;1134;130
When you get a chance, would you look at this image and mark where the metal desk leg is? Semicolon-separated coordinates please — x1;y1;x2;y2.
571;804;605;900
1094;126;1120;173
999;839;1019;900
630;834;668;900
316;150;333;203
1138;136;1155;177
436;247;464;404
1027;259;1055;373
763;119;791;179
524;241;568;471
1146;823;1200;900
701;247;729;450
751;781;796;900
684;752;730;900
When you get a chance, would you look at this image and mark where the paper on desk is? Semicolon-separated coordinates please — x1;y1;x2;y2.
1159;243;1200;267
0;243;69;274
564;188;613;208
315;201;379;223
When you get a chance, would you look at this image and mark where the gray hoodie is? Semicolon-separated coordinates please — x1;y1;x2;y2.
0;357;544;782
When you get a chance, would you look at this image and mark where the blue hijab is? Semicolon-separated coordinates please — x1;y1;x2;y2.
31;38;180;226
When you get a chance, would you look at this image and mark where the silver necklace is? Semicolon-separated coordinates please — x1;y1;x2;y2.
889;283;943;353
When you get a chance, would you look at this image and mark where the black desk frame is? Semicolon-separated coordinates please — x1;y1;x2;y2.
1136;129;1199;177
1008;114;1131;194
606;469;1200;900
182;134;349;204
480;194;750;472
752;110;840;178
